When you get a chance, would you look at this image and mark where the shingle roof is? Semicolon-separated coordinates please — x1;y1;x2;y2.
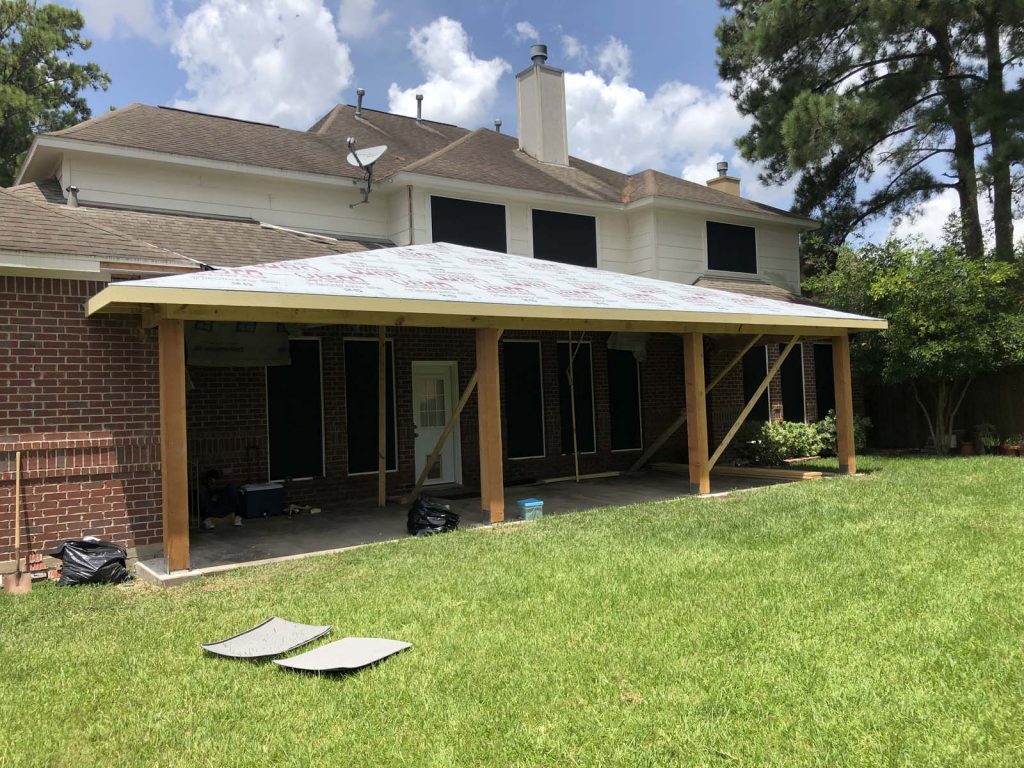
0;187;195;269
692;276;816;306
31;103;814;224
4;180;377;269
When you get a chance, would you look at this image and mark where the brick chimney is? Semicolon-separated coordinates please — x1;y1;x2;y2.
515;44;569;166
707;160;740;196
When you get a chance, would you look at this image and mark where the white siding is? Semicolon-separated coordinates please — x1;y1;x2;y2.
65;152;392;238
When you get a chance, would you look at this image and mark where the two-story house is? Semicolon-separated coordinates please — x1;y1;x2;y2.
1;45;879;577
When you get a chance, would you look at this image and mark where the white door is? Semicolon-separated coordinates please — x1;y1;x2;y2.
412;362;460;485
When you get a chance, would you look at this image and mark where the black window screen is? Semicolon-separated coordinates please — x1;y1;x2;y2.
742;346;770;422
532;209;597;268
503;342;545;459
557;342;595;454
814;344;836;418
430;196;507;252
607;349;642;450
779;343;805;422
344;339;397;474
267;339;324;480
707;221;756;273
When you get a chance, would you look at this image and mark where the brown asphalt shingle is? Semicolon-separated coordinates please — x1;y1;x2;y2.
693;276;816;305
5;180;377;268
35;103;814;224
0;187;195;268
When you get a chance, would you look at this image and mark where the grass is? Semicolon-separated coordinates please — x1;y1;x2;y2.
2;455;1023;767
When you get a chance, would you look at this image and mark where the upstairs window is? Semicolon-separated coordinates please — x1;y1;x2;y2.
707;221;757;274
430;196;507;253
532;209;597;268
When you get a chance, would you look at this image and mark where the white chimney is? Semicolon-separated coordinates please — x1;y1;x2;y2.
515;44;569;166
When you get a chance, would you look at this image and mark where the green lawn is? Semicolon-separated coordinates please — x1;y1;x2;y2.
2;456;1023;767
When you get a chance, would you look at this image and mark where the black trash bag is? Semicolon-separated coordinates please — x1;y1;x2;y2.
407;496;459;536
49;537;132;587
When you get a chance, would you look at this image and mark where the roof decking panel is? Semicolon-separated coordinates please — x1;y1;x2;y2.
89;242;884;331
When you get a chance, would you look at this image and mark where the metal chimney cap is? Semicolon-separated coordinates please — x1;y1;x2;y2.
494;118;502;133
355;87;366;116
530;43;548;65
415;93;423;101
356;87;366;96
716;161;729;177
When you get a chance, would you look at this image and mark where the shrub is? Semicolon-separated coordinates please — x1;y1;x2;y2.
816;410;872;456
735;420;826;465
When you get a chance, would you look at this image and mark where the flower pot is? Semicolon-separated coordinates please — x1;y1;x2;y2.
959;441;977;456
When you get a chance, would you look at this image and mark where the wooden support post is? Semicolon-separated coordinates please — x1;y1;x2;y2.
158;319;189;572
629;334;764;473
377;326;387;508
833;333;857;475
476;328;505;523
682;332;710;495
708;336;799;471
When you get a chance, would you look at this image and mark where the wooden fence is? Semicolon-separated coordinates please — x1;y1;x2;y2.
867;366;1024;449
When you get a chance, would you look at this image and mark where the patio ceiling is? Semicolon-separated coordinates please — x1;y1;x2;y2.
86;242;886;336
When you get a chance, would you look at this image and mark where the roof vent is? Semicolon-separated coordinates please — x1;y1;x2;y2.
494;118;502;133
415;93;423;123
355;87;366;117
65;185;79;208
530;44;548;66
716;161;729;177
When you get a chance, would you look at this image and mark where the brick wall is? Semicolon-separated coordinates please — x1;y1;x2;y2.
185;328;690;507
0;277;163;566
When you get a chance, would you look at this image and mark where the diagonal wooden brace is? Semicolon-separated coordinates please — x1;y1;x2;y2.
707;335;800;471
628;334;763;472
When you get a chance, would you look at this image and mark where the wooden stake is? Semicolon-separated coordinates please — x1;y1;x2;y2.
682;333;710;495
628;334;763;473
707;336;799;471
159;319;189;572
833;333;857;474
377;327;387;508
476;328;504;523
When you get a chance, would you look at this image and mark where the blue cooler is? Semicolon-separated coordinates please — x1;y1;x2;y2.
240;482;284;518
516;498;544;521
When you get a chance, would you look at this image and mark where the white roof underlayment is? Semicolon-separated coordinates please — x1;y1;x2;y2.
87;242;885;331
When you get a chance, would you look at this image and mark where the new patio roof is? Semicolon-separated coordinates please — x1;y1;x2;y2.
86;242;886;335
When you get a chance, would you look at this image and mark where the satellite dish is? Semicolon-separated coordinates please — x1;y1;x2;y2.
344;141;388;208
346;144;387;170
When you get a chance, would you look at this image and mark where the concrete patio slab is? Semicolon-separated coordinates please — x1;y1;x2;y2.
135;471;781;586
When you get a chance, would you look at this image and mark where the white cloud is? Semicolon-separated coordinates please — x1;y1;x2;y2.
387;17;509;126
564;70;747;173
336;0;390;39
561;34;586;62
595;37;630;80
513;21;539;43
890;189;1024;245
171;0;354;129
75;0;166;42
558;37;798;209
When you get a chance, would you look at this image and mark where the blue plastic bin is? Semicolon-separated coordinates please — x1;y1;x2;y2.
516;498;544;521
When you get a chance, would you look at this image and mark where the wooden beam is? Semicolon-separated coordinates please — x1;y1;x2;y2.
377;326;386;508
628;334;763;473
652;462;824;481
476;328;505;523
832;333;857;475
112;302;870;339
707;336;799;471
682;332;710;495
158;319;189;572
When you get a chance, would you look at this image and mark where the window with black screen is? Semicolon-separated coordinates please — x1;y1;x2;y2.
430;196;507;252
707;221;757;273
532;209;597;267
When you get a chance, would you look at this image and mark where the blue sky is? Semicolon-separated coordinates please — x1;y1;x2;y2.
56;0;951;240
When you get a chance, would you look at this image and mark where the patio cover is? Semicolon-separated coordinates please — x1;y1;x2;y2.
86;242;885;336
